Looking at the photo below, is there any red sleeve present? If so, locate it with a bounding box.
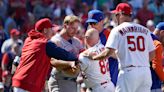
[152,40,164,81]
[2,53,9,65]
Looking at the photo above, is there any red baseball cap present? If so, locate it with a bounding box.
[10,29,20,36]
[35,18,53,32]
[111,3,132,15]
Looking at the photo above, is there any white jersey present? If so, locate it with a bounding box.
[79,42,111,88]
[51,33,84,77]
[105,22,155,69]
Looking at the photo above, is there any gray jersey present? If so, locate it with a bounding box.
[51,34,84,78]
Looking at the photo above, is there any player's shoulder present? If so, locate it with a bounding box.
[153,40,163,48]
[110,23,127,33]
[79,52,90,63]
[51,34,60,41]
[72,37,82,44]
[50,34,61,45]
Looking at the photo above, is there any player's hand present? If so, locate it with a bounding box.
[82,50,96,60]
[62,64,80,76]
[68,61,76,68]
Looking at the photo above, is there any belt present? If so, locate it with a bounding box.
[62,77,76,82]
[90,81,109,90]
[122,65,142,69]
[121,65,148,70]
[50,74,76,82]
[123,65,136,68]
[100,81,108,85]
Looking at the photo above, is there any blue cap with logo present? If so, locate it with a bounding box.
[156,22,164,30]
[86,10,105,23]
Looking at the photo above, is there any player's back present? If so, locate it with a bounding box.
[79,42,111,88]
[108,22,154,68]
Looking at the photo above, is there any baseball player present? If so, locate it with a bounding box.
[86,3,155,92]
[150,33,164,92]
[79,28,115,92]
[86,9,118,86]
[48,15,84,92]
[153,22,164,46]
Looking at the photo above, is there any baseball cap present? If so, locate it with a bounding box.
[111,3,132,15]
[156,22,164,30]
[10,29,20,36]
[86,10,105,23]
[35,18,53,32]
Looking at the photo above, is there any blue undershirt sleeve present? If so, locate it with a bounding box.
[46,41,78,61]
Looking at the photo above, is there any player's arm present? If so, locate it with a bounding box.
[151,41,164,81]
[46,41,78,61]
[148,33,156,61]
[92,27,118,60]
[92,47,115,60]
[149,50,155,61]
[1,53,9,71]
[50,58,75,70]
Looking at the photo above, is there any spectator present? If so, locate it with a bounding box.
[20,12,35,41]
[146,20,155,32]
[1,29,23,54]
[148,0,164,25]
[136,0,154,26]
[12,18,78,92]
[0,19,7,61]
[53,0,74,24]
[9,0,27,27]
[4,8,17,39]
[0,18,5,92]
[128,0,143,16]
[1,43,21,92]
[80,3,89,27]
[0,0,7,22]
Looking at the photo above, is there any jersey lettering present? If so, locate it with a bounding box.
[127,36,145,51]
[99,60,109,74]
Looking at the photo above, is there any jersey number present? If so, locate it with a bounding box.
[127,36,145,51]
[99,60,109,74]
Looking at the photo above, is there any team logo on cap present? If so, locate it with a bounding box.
[89,14,94,19]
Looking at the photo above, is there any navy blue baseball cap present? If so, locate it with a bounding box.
[86,10,105,23]
[156,22,164,30]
